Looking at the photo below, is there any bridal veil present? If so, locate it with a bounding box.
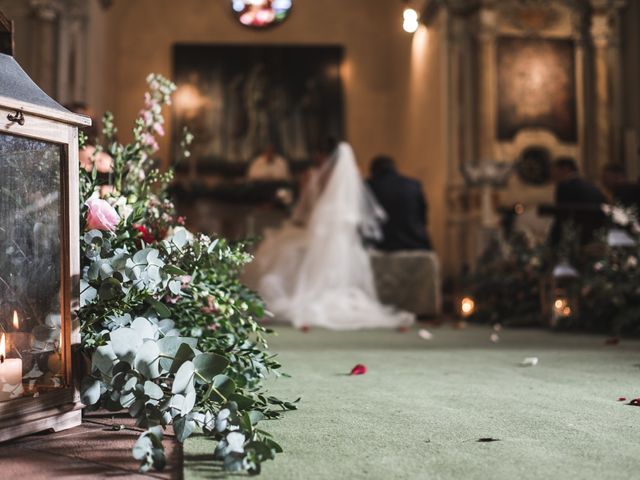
[253,142,414,330]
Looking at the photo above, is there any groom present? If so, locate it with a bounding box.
[367,155,432,251]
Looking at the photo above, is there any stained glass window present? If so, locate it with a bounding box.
[231,0,293,28]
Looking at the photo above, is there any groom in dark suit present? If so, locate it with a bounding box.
[367,155,432,251]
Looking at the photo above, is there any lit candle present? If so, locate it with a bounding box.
[0,333,22,401]
[8,311,32,354]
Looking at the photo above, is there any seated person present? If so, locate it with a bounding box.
[367,155,432,251]
[247,144,291,181]
[601,163,640,211]
[549,157,607,246]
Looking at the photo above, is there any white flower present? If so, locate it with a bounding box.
[111,196,134,221]
[605,205,631,226]
[165,226,194,243]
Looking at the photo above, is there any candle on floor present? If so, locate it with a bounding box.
[0,333,22,401]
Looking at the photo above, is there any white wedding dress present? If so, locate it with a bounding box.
[252,142,414,330]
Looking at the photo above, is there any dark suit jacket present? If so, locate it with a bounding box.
[550,176,607,245]
[367,172,432,251]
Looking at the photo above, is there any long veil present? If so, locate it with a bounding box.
[256,142,414,330]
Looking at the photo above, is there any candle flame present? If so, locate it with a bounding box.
[0,333,5,361]
[12,310,19,329]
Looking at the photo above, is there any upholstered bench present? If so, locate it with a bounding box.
[370,250,441,318]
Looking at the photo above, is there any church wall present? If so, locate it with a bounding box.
[402,20,449,275]
[94,0,414,174]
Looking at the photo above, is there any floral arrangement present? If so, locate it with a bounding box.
[463,232,546,326]
[79,74,295,473]
[579,206,640,334]
[465,205,640,335]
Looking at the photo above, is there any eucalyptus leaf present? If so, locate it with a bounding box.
[92,344,117,375]
[144,381,164,401]
[134,340,161,379]
[168,279,181,295]
[110,328,143,364]
[163,265,188,276]
[156,337,197,373]
[211,375,236,402]
[172,361,195,394]
[170,342,197,374]
[174,415,196,442]
[193,353,229,382]
[147,299,171,318]
[131,317,158,340]
[80,377,102,406]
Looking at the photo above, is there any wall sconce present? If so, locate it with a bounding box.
[402,2,420,33]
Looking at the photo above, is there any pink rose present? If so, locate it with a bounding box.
[79,146,113,173]
[86,198,120,231]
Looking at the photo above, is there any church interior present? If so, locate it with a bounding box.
[0,0,639,478]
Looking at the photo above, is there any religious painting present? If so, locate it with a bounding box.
[496,36,577,143]
[172,45,344,174]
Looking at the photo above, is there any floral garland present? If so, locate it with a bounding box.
[79,74,296,473]
[464,205,640,335]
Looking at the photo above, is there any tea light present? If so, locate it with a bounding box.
[0,333,22,401]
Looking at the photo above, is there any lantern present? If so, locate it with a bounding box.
[0,29,89,440]
[544,260,580,328]
[458,295,476,318]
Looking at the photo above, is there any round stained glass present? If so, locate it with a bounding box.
[231,0,293,28]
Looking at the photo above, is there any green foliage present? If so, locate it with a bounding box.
[465,207,640,335]
[79,74,294,474]
[463,232,546,326]
[579,206,640,334]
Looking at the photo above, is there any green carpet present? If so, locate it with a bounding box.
[184,324,640,479]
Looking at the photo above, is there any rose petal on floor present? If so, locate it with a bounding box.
[520,357,539,367]
[350,364,367,375]
[418,329,433,340]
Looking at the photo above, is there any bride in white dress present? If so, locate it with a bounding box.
[251,142,414,330]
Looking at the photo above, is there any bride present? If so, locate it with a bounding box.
[251,141,414,330]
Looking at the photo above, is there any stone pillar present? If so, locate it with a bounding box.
[589,0,627,177]
[572,6,592,177]
[27,0,60,97]
[476,7,497,162]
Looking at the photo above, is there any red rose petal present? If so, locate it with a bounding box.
[350,364,367,375]
[618,397,627,402]
[629,398,640,406]
[398,326,410,333]
[300,325,310,333]
[605,337,620,345]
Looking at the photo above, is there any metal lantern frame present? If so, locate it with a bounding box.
[0,25,90,440]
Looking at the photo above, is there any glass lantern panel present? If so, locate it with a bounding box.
[0,132,66,402]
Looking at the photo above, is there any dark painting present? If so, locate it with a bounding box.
[172,44,344,173]
[496,36,577,142]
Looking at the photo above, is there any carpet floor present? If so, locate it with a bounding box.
[184,323,640,480]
